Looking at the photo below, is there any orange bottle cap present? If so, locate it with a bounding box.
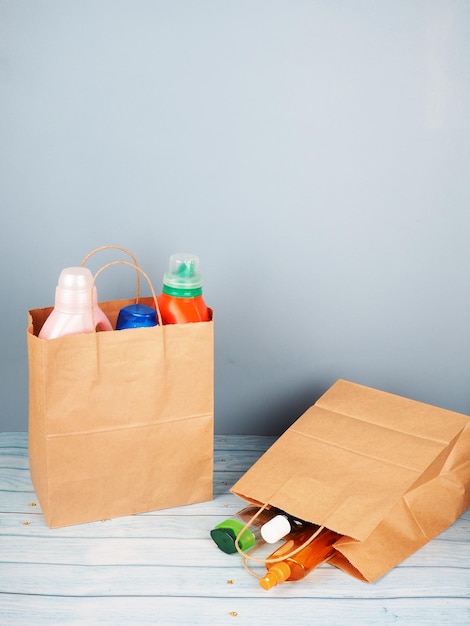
[259,561,292,590]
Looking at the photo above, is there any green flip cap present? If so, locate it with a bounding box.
[210,519,256,554]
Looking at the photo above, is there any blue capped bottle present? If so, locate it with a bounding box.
[115,303,158,330]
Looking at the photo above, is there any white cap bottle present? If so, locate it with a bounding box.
[261,514,296,544]
[38,267,113,339]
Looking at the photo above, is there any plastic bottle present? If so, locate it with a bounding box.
[259,527,342,590]
[38,267,113,339]
[210,506,312,554]
[116,303,158,330]
[210,505,284,555]
[260,511,311,544]
[157,253,210,324]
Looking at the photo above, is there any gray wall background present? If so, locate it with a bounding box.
[1,1,469,435]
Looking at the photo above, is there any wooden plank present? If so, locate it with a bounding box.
[0,560,469,599]
[214,434,278,450]
[0,594,468,626]
[0,469,34,492]
[1,508,469,544]
[213,451,269,472]
[0,432,28,448]
[1,533,469,574]
[0,431,469,626]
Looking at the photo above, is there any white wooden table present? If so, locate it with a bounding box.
[1,432,469,625]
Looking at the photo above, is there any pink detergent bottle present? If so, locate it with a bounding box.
[38,267,113,339]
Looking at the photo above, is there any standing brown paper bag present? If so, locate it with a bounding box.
[232,379,470,582]
[28,251,214,528]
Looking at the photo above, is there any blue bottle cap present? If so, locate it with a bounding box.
[116,303,158,330]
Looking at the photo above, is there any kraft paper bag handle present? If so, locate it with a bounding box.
[80,245,141,302]
[91,260,163,328]
[233,495,327,581]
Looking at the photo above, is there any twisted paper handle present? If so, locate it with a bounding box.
[81,245,141,302]
[91,260,163,329]
[233,501,326,580]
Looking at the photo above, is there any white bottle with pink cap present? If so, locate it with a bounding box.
[38,267,113,339]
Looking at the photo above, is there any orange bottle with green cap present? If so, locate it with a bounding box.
[260,527,342,590]
[157,253,210,324]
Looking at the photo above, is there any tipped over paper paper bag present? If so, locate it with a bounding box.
[232,379,470,582]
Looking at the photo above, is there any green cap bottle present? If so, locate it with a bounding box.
[162,253,203,298]
[210,519,257,554]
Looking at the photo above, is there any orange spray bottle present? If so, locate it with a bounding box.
[260,527,342,590]
[157,253,210,324]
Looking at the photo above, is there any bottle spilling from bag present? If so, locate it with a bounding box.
[210,505,312,555]
[157,253,210,324]
[259,526,342,590]
[38,267,113,339]
[260,511,312,544]
[210,505,279,555]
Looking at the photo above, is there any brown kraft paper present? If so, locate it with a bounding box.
[28,273,214,527]
[232,379,470,582]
